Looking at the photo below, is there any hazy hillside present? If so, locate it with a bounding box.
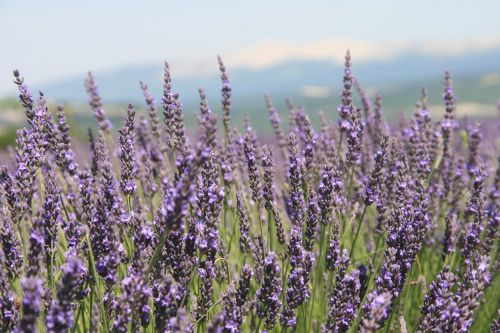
[36,48,500,105]
[0,49,499,145]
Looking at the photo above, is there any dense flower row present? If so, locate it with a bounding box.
[0,52,498,333]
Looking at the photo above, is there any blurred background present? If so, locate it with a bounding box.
[1,0,499,146]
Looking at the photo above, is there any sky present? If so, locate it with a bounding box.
[1,0,500,96]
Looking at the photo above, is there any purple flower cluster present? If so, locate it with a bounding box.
[46,255,86,332]
[119,104,138,196]
[1,53,498,333]
[85,72,112,132]
[14,277,44,333]
[256,252,282,331]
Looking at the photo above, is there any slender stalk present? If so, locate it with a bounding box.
[309,223,328,331]
[350,205,368,258]
[268,209,274,252]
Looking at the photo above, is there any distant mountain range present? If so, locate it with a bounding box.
[0,48,498,144]
[37,48,500,108]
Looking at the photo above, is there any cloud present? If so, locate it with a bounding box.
[220,35,500,71]
[480,72,500,87]
[300,85,332,98]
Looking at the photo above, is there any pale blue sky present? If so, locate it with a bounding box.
[1,0,499,95]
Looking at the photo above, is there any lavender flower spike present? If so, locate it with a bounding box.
[139,81,161,141]
[14,277,44,333]
[338,49,354,133]
[416,265,458,333]
[243,130,261,205]
[55,104,78,175]
[85,71,112,132]
[13,69,35,124]
[325,267,361,332]
[235,193,251,253]
[287,132,306,226]
[119,104,137,196]
[264,94,287,160]
[360,291,392,333]
[46,256,87,333]
[218,55,232,140]
[261,145,286,244]
[256,252,282,331]
[364,136,388,206]
[161,61,176,149]
[0,248,18,330]
[0,209,23,278]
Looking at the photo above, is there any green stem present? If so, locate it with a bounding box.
[349,205,368,258]
[72,300,85,333]
[309,223,328,331]
[268,209,274,252]
[148,230,168,275]
[256,202,266,256]
[384,305,395,333]
[89,288,94,332]
[255,316,263,333]
[337,131,344,156]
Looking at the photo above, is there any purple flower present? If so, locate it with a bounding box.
[160,62,188,153]
[467,124,483,178]
[55,104,78,175]
[218,55,232,139]
[195,260,216,322]
[346,107,364,168]
[153,276,182,332]
[326,238,341,272]
[119,104,137,196]
[442,210,458,259]
[304,188,318,251]
[417,265,458,332]
[0,249,18,329]
[261,145,286,245]
[325,268,361,332]
[139,81,162,143]
[354,77,372,123]
[14,277,44,333]
[337,50,353,130]
[440,71,457,199]
[287,132,306,226]
[85,72,112,132]
[27,215,45,277]
[14,128,39,216]
[364,136,388,206]
[256,252,282,330]
[13,70,35,123]
[318,164,337,226]
[113,264,152,332]
[461,169,485,263]
[264,94,287,159]
[41,171,63,267]
[452,255,491,332]
[282,224,314,328]
[211,285,241,333]
[491,310,500,333]
[302,115,316,175]
[197,88,218,150]
[161,61,176,149]
[46,255,87,333]
[235,193,251,253]
[243,131,261,205]
[90,133,122,285]
[236,265,253,310]
[360,291,392,333]
[0,210,23,279]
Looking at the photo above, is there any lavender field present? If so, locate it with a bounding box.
[0,51,499,333]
